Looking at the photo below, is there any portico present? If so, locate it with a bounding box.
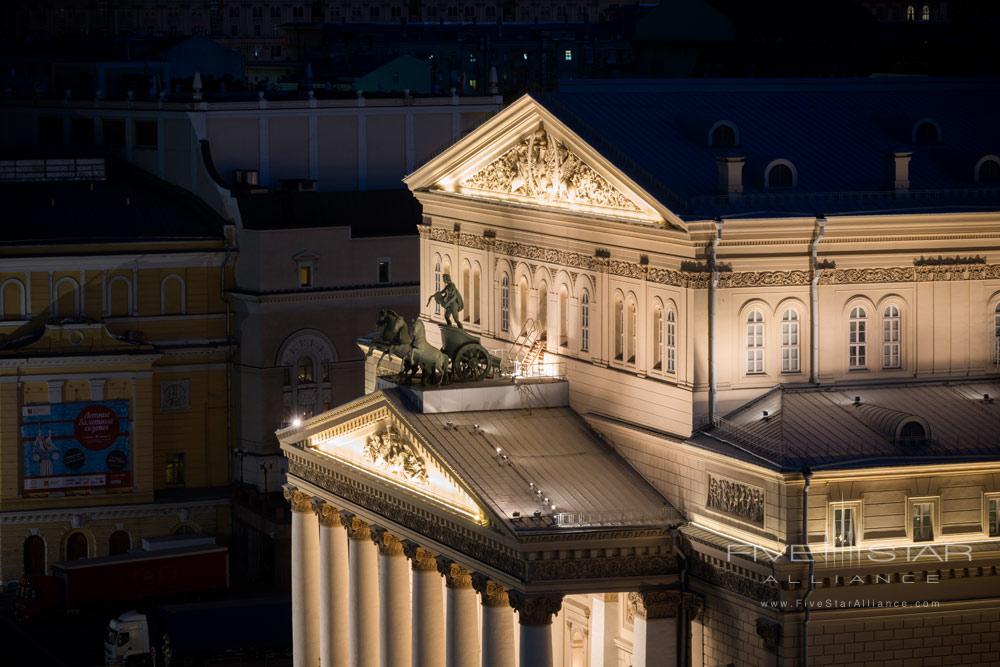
[279,381,690,667]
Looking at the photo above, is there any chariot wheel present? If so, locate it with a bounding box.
[453,345,491,382]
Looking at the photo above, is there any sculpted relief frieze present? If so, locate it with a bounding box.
[428,227,1000,289]
[364,428,428,484]
[459,127,642,214]
[706,474,765,526]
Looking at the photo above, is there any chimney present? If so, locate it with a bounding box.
[717,156,745,196]
[893,151,912,191]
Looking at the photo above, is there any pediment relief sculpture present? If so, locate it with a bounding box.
[458,126,642,214]
[364,427,428,483]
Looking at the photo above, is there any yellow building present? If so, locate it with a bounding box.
[0,156,233,583]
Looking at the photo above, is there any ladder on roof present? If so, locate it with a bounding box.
[507,318,544,377]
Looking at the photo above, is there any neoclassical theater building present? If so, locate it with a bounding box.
[279,79,1000,667]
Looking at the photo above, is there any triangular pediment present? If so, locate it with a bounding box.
[283,394,485,524]
[405,95,684,229]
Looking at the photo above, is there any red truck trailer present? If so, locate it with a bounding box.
[15,539,228,622]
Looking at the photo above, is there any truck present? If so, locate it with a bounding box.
[104,596,292,666]
[15,536,228,622]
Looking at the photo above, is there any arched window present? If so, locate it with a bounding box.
[882,305,901,369]
[107,276,132,317]
[500,274,510,333]
[914,120,940,145]
[921,4,930,20]
[461,263,471,323]
[23,535,45,576]
[278,331,336,422]
[160,275,186,315]
[765,162,795,188]
[580,290,590,352]
[537,280,548,332]
[781,309,800,373]
[54,277,81,319]
[710,123,737,148]
[666,308,677,374]
[558,285,569,347]
[906,4,916,20]
[433,257,442,315]
[746,310,765,374]
[518,277,529,332]
[652,303,663,370]
[976,157,1000,185]
[1,278,27,320]
[626,297,637,364]
[614,295,624,361]
[65,532,89,561]
[849,306,868,369]
[109,530,131,555]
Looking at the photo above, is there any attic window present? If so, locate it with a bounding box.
[976,157,1000,185]
[898,420,927,446]
[710,123,737,148]
[913,120,940,145]
[765,161,796,188]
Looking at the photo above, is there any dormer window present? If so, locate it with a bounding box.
[709,122,738,148]
[765,161,796,188]
[913,119,941,145]
[975,156,1000,185]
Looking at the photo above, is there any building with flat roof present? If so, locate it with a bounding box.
[279,78,1000,666]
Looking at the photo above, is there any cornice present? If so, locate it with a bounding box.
[0,496,229,524]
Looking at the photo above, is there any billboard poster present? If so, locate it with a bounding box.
[21,400,132,494]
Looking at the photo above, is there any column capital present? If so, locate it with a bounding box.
[312,498,342,527]
[402,541,438,571]
[341,512,372,541]
[634,588,682,620]
[471,573,509,608]
[371,527,404,556]
[282,484,313,514]
[682,591,705,621]
[508,591,562,626]
[435,556,473,589]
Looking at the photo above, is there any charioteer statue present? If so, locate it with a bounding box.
[427,274,464,328]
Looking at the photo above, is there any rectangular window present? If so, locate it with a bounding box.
[781,316,800,373]
[746,317,764,374]
[165,453,185,485]
[912,501,934,542]
[564,49,573,61]
[134,120,158,148]
[849,319,867,368]
[298,264,313,288]
[377,259,390,284]
[832,505,857,547]
[988,496,1000,538]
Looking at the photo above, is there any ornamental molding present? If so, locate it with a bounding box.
[458,126,643,216]
[688,556,779,602]
[525,552,677,582]
[429,226,1000,288]
[706,474,765,527]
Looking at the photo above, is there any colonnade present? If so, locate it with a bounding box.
[287,489,681,667]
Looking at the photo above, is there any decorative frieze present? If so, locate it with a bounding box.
[688,557,779,602]
[706,474,765,526]
[525,553,677,581]
[718,270,811,288]
[460,126,641,214]
[507,591,563,626]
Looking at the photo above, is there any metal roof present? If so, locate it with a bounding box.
[538,78,1000,219]
[382,388,681,534]
[693,379,1000,471]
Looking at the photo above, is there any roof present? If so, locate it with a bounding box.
[691,379,1000,471]
[538,78,1000,219]
[237,189,421,237]
[1,159,226,245]
[381,388,680,534]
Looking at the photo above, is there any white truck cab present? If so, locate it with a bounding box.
[104,610,151,666]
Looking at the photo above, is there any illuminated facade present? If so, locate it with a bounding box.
[282,81,1000,666]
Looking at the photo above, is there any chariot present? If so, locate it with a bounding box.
[438,325,501,382]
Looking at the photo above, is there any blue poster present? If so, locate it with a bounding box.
[21,400,132,493]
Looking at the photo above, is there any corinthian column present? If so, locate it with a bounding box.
[372,528,412,667]
[472,573,514,667]
[508,591,562,667]
[344,513,380,667]
[404,542,444,667]
[285,486,320,667]
[631,589,680,667]
[437,557,479,667]
[314,500,349,667]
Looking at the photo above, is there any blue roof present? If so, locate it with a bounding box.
[538,78,1000,219]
